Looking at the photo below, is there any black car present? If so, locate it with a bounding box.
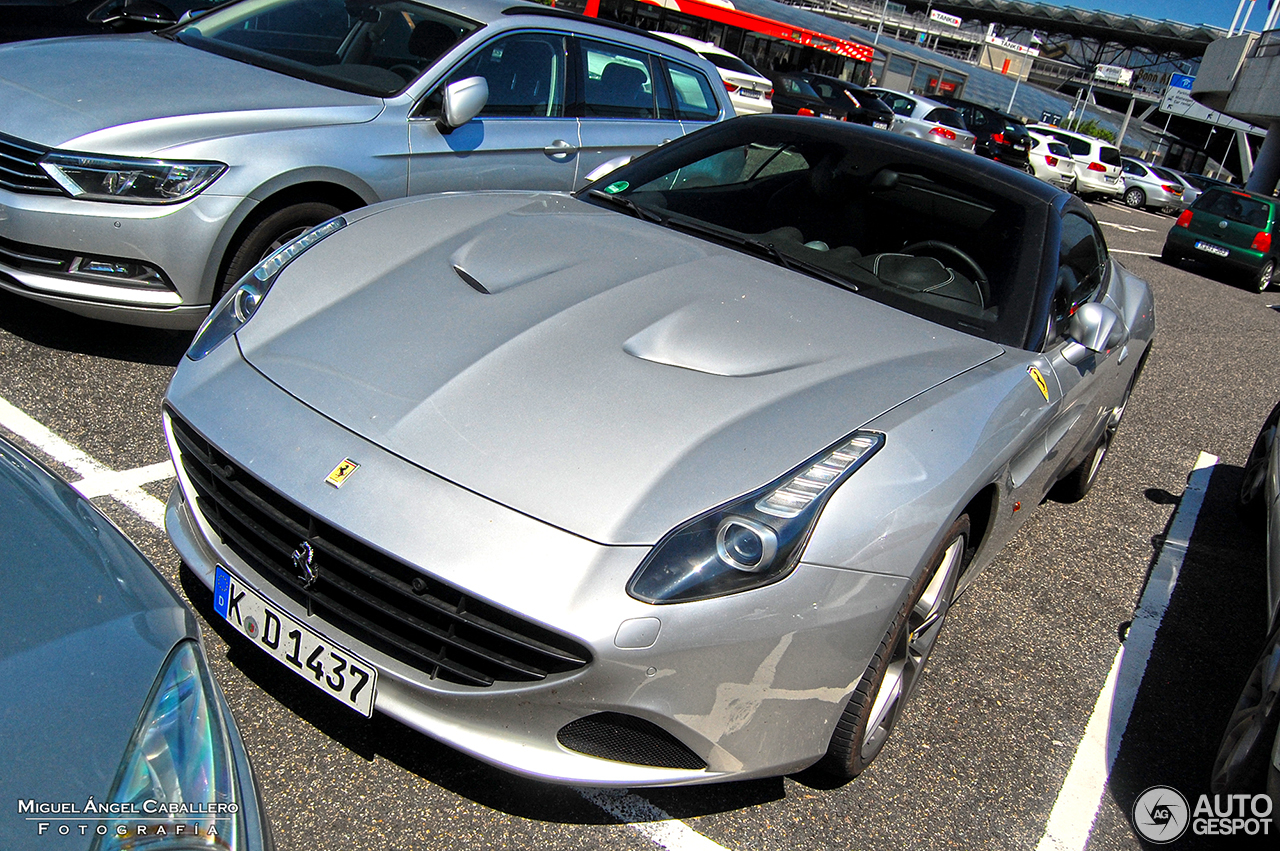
[0,0,226,43]
[797,73,894,130]
[935,96,1032,171]
[767,72,847,121]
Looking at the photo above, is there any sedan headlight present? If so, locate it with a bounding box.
[40,152,225,204]
[629,431,884,603]
[94,641,240,850]
[187,216,346,360]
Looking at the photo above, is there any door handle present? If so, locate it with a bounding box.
[544,140,577,157]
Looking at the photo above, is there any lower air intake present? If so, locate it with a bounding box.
[556,713,706,770]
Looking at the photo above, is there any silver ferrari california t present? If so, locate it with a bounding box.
[163,115,1154,786]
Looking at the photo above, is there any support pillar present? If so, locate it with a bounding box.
[1246,122,1280,196]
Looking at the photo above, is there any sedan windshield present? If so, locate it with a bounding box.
[580,120,1042,346]
[172,0,479,96]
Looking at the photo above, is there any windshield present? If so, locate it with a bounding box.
[578,123,1038,345]
[172,0,479,97]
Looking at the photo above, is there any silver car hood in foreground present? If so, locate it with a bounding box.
[0,35,382,151]
[237,193,1004,544]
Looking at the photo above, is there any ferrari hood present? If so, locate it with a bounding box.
[237,193,1004,544]
[0,35,381,153]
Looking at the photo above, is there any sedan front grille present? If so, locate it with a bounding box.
[0,133,61,195]
[168,410,592,687]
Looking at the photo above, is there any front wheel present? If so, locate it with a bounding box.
[1124,186,1146,209]
[820,515,971,780]
[216,201,344,304]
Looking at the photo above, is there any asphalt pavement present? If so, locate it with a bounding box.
[0,197,1275,851]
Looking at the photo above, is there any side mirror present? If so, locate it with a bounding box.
[1062,302,1126,365]
[582,155,632,184]
[439,77,488,132]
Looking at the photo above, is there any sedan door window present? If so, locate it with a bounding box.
[444,32,567,117]
[579,40,662,119]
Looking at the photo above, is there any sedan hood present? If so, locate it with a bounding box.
[238,193,1004,544]
[0,35,381,153]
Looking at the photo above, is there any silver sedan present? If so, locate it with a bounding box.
[0,0,731,328]
[164,116,1152,787]
[866,87,976,153]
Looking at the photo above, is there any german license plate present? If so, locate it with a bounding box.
[1105,175,1118,183]
[213,565,377,716]
[1194,241,1230,257]
[740,89,760,99]
[873,121,890,130]
[819,113,840,120]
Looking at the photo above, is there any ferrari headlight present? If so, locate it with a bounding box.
[94,641,240,850]
[40,152,225,204]
[187,216,346,360]
[628,431,884,603]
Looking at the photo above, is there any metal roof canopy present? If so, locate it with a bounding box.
[897,0,1223,70]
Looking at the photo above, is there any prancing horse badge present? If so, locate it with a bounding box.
[325,458,360,488]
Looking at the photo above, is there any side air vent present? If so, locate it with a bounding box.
[557,712,706,770]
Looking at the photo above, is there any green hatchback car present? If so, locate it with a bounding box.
[1162,187,1279,291]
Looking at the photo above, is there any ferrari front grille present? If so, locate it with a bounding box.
[168,410,592,687]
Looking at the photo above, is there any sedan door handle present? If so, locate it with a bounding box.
[544,139,578,157]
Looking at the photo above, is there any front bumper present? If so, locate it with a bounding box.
[164,340,907,786]
[0,186,239,327]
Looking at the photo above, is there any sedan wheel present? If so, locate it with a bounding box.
[821,515,971,779]
[1124,186,1146,209]
[217,201,344,304]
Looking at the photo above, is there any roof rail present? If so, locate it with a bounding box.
[500,5,699,55]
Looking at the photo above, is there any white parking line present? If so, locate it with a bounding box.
[0,394,731,851]
[1035,451,1217,851]
[577,789,729,851]
[0,396,172,527]
[1108,249,1158,256]
[1098,221,1158,234]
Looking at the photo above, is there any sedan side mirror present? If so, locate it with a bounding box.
[439,77,488,133]
[1063,302,1126,364]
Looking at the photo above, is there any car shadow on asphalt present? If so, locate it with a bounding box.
[1103,462,1269,847]
[180,564,790,824]
[0,289,192,366]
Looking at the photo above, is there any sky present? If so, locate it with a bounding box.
[1041,0,1270,30]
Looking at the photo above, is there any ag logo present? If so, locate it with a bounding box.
[1131,785,1189,843]
[1027,365,1049,401]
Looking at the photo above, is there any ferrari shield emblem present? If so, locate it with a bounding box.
[325,458,360,488]
[1027,366,1049,401]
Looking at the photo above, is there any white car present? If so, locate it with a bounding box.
[1026,124,1123,200]
[1027,131,1077,192]
[655,33,772,115]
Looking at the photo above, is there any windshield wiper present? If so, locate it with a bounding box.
[584,189,664,223]
[660,217,861,293]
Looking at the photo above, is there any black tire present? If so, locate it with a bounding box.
[1160,243,1181,266]
[1124,186,1146,209]
[1210,624,1280,795]
[1052,367,1137,503]
[216,201,343,304]
[1252,259,1275,294]
[1237,400,1280,523]
[820,515,971,780]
